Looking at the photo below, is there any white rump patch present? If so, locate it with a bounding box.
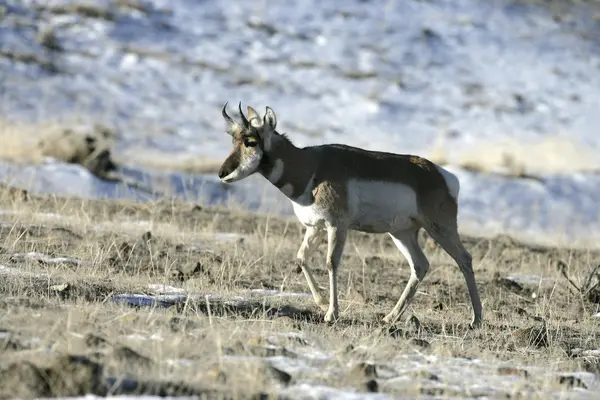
[436,165,460,200]
[347,180,418,233]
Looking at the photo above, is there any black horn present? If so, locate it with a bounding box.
[221,102,234,125]
[238,101,249,127]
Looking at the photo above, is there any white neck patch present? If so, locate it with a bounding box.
[267,159,285,184]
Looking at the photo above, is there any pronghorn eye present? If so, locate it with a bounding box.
[244,138,257,147]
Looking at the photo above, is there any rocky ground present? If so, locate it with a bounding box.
[0,185,600,399]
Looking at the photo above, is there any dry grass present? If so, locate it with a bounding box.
[0,185,599,398]
[428,132,600,177]
[0,120,47,165]
[0,120,222,177]
[119,147,223,174]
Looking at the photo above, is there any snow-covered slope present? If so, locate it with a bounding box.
[2,0,600,248]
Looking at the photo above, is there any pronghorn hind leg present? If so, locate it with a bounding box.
[297,226,328,311]
[424,223,483,328]
[383,228,430,324]
[324,225,348,323]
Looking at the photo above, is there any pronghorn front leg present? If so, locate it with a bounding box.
[297,226,328,311]
[324,225,348,323]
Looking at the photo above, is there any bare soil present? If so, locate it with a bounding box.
[0,185,599,399]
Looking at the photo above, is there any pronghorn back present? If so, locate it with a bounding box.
[217,102,483,328]
[308,144,459,219]
[311,144,454,195]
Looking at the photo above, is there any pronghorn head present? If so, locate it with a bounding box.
[218,102,278,183]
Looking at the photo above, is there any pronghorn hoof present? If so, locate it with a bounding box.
[469,319,483,329]
[324,311,339,323]
[382,314,396,324]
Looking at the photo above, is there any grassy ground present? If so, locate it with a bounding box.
[0,184,599,399]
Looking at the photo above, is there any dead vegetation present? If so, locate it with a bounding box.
[0,185,598,398]
[0,120,222,188]
[427,133,600,179]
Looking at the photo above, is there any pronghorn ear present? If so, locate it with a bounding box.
[247,106,262,127]
[264,106,277,129]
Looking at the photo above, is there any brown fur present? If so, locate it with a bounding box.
[259,136,456,228]
[217,103,483,328]
[259,137,317,198]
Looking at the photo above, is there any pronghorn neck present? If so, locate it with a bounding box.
[259,135,316,203]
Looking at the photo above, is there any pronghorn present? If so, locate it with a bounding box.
[217,102,483,328]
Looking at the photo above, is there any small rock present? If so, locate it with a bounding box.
[350,362,377,378]
[264,364,292,385]
[51,283,70,294]
[363,379,378,393]
[511,324,549,348]
[495,276,525,294]
[404,314,422,337]
[363,256,384,269]
[412,370,439,381]
[110,345,153,367]
[498,366,529,378]
[409,338,431,349]
[37,27,62,51]
[0,355,105,397]
[172,261,212,282]
[421,387,446,396]
[84,333,109,349]
[515,307,528,316]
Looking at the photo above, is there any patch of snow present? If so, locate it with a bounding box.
[11,252,83,266]
[379,353,600,399]
[124,333,165,342]
[52,397,196,400]
[280,383,392,400]
[214,232,244,243]
[146,283,186,294]
[109,288,311,310]
[3,156,600,250]
[504,274,555,286]
[110,293,187,308]
[244,289,312,299]
[570,348,600,357]
[165,358,195,367]
[267,355,331,378]
[0,264,49,278]
[58,330,600,399]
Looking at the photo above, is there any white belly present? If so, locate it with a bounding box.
[291,201,328,228]
[347,180,418,233]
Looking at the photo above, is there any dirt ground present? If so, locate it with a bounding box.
[0,184,599,399]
